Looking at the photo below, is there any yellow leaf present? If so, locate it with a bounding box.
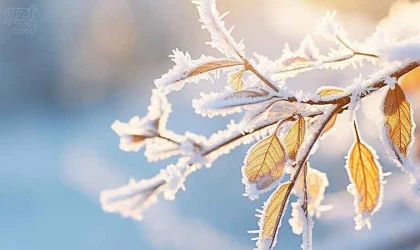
[322,113,338,136]
[243,133,286,192]
[257,182,293,249]
[383,84,414,157]
[284,116,305,161]
[295,163,329,216]
[346,123,383,229]
[187,60,243,77]
[316,87,345,136]
[229,68,245,91]
[399,66,420,93]
[316,86,345,97]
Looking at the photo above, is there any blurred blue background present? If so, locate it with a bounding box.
[1,0,420,249]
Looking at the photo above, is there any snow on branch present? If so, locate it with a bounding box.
[155,49,243,93]
[100,176,166,221]
[192,0,245,58]
[102,1,420,249]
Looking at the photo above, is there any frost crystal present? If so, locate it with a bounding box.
[192,0,245,58]
[112,89,172,152]
[100,176,165,221]
[160,164,186,200]
[383,75,397,89]
[155,49,235,93]
[111,117,156,152]
[102,1,420,249]
[316,11,346,42]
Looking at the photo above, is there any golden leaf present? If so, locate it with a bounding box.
[316,87,345,97]
[346,123,382,215]
[258,182,293,249]
[383,84,414,157]
[187,60,242,77]
[416,126,420,158]
[229,68,245,91]
[316,87,345,136]
[399,66,420,93]
[284,116,305,161]
[295,163,329,216]
[243,133,286,190]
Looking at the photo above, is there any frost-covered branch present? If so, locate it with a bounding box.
[101,1,420,250]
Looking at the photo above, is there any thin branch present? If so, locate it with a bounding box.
[243,58,279,92]
[155,62,419,175]
[275,36,379,76]
[157,135,181,145]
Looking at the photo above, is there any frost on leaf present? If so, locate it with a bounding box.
[382,84,415,159]
[346,123,385,230]
[193,86,272,118]
[316,86,345,98]
[155,49,242,93]
[253,182,293,250]
[288,199,314,250]
[160,163,187,200]
[316,87,345,136]
[100,176,166,221]
[294,163,330,217]
[112,89,172,152]
[280,36,320,68]
[242,131,286,200]
[192,0,245,58]
[284,115,306,161]
[316,11,347,44]
[228,67,245,90]
[188,60,242,77]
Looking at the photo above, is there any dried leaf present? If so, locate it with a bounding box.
[132,135,148,143]
[229,68,245,91]
[295,163,329,217]
[188,60,242,77]
[226,88,269,100]
[322,114,338,136]
[383,84,414,157]
[256,182,293,250]
[316,87,345,97]
[399,66,420,93]
[346,123,384,229]
[284,116,306,161]
[243,133,286,193]
[283,57,312,67]
[416,127,420,159]
[317,87,345,136]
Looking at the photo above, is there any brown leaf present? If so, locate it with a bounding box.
[346,123,383,228]
[229,68,245,91]
[383,84,414,157]
[257,182,293,249]
[243,133,286,191]
[188,60,243,77]
[131,135,148,143]
[284,116,305,161]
